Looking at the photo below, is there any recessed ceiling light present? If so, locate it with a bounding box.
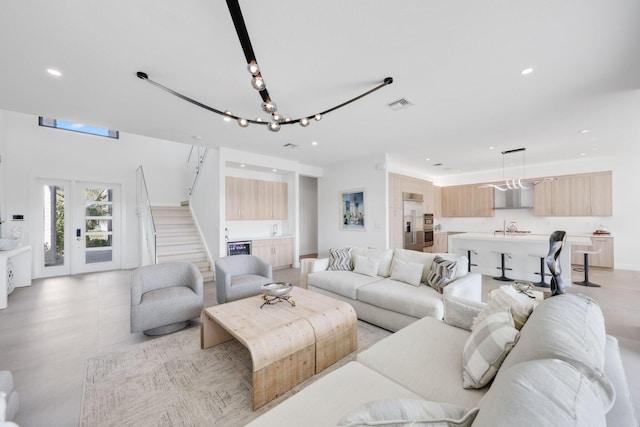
[521,67,534,75]
[240,164,246,167]
[311,141,318,146]
[579,129,590,134]
[580,153,587,156]
[489,146,495,150]
[425,158,430,161]
[47,68,62,77]
[272,169,277,172]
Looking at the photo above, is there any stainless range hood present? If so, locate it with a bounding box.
[494,187,534,209]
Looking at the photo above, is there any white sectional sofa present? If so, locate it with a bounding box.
[301,247,482,332]
[248,293,638,427]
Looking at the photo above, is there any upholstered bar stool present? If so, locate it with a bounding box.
[460,248,478,273]
[492,251,514,281]
[573,248,602,287]
[529,253,550,288]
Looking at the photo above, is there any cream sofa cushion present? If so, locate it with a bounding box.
[246,362,424,427]
[307,270,383,300]
[474,359,608,427]
[357,279,444,319]
[357,316,487,408]
[353,254,380,277]
[351,247,394,277]
[393,249,468,283]
[390,258,424,286]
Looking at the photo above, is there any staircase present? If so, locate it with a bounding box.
[151,206,214,282]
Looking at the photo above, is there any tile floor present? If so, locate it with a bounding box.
[0,266,637,426]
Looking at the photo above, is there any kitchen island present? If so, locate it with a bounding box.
[448,232,591,285]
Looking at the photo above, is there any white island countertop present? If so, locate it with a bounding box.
[448,232,590,285]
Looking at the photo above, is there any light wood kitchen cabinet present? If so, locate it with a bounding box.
[535,171,611,216]
[226,177,288,220]
[432,231,448,253]
[252,237,294,269]
[534,176,571,216]
[226,177,258,220]
[257,180,288,220]
[441,185,494,217]
[433,186,442,218]
[571,236,614,268]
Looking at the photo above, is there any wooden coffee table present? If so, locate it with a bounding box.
[201,287,357,410]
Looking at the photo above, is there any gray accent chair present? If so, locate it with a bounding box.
[215,255,273,304]
[130,262,203,335]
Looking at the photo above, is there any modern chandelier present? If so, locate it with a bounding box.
[137,0,393,133]
[479,147,555,191]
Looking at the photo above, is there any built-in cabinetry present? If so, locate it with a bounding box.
[570,236,614,268]
[388,173,437,250]
[534,171,612,216]
[441,185,494,217]
[252,236,294,269]
[427,231,448,253]
[226,177,288,220]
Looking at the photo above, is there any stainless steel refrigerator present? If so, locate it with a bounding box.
[403,192,425,251]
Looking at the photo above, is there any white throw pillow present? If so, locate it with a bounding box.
[337,398,479,427]
[328,247,353,271]
[351,247,394,277]
[390,258,424,287]
[462,308,519,389]
[353,254,380,277]
[472,285,537,331]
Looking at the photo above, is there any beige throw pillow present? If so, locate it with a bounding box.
[472,285,537,331]
[353,254,380,277]
[337,398,479,427]
[390,258,424,287]
[462,308,519,389]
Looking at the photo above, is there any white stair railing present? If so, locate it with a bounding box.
[136,165,157,265]
[187,145,209,196]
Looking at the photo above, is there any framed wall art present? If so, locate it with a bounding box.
[340,189,365,231]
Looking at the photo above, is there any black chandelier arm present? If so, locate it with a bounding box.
[137,71,393,127]
[315,77,394,117]
[226,0,271,103]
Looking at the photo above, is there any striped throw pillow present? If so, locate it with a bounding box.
[328,247,353,271]
[426,256,457,293]
[462,308,520,389]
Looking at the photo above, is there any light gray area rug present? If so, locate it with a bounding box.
[80,321,391,427]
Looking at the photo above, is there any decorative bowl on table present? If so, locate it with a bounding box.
[261,282,293,297]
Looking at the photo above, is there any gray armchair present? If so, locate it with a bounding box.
[130,262,203,335]
[215,255,272,304]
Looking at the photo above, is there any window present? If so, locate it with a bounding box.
[39,117,119,139]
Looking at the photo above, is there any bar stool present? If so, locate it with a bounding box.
[573,249,602,287]
[492,251,514,282]
[529,253,550,288]
[460,248,478,273]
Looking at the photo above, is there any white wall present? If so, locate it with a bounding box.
[2,110,191,273]
[0,111,6,238]
[432,153,640,270]
[299,175,318,256]
[317,155,388,256]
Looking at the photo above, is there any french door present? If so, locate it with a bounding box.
[36,179,121,277]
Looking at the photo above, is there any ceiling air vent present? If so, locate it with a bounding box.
[283,143,298,148]
[387,98,413,111]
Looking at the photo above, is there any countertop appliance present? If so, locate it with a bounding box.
[403,192,426,251]
[227,241,251,256]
